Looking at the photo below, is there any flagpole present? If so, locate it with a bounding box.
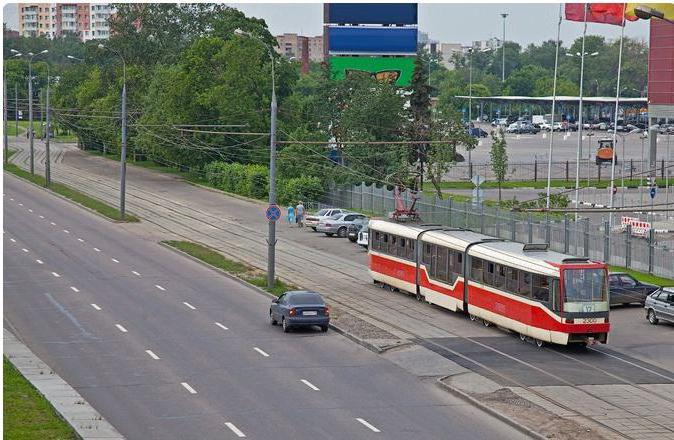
[573,3,589,222]
[546,4,563,209]
[608,5,626,230]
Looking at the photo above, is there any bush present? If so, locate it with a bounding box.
[279,176,324,205]
[246,165,269,199]
[203,161,269,199]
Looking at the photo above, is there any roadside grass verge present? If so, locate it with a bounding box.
[4,159,139,222]
[3,357,78,440]
[163,240,297,296]
[609,266,674,286]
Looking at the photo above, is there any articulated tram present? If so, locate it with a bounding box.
[368,220,610,346]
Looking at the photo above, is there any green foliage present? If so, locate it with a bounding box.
[490,129,508,202]
[279,175,324,205]
[204,161,269,198]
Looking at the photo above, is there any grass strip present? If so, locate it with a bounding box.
[609,266,674,286]
[4,160,139,222]
[163,240,297,297]
[3,357,78,440]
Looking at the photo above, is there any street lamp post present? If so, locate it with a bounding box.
[98,44,128,219]
[44,62,51,186]
[500,13,508,82]
[235,29,278,289]
[24,50,49,174]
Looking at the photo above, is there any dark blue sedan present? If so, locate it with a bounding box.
[270,291,330,333]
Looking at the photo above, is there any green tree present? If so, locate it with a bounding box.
[504,65,550,96]
[490,129,508,202]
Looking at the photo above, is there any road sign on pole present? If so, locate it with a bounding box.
[650,186,656,199]
[471,174,485,187]
[266,204,281,222]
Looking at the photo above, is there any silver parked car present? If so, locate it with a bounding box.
[304,208,350,231]
[316,213,368,237]
[645,288,674,325]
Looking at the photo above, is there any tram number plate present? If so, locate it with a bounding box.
[580,318,598,324]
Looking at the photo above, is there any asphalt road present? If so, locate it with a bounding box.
[3,174,525,440]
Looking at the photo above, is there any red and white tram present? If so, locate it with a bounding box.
[368,220,610,346]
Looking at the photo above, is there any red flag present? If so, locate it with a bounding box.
[565,3,626,26]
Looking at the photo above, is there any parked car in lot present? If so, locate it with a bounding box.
[317,213,368,237]
[270,291,330,333]
[304,208,350,231]
[469,127,489,138]
[357,224,369,248]
[506,122,539,134]
[645,288,674,325]
[609,272,659,306]
[347,217,369,242]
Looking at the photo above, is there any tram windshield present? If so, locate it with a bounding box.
[563,269,607,303]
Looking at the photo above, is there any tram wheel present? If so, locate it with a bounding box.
[469,314,478,322]
[519,333,526,342]
[388,285,396,292]
[483,319,491,327]
[535,339,544,348]
[415,292,422,301]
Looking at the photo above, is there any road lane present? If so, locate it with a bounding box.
[4,175,524,440]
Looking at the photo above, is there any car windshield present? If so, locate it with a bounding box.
[564,269,607,303]
[289,293,324,305]
[316,209,329,216]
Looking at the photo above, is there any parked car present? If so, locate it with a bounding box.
[357,224,369,248]
[645,288,674,325]
[347,217,369,242]
[491,118,508,127]
[506,122,539,134]
[270,291,330,333]
[469,127,489,138]
[608,272,659,306]
[304,208,350,231]
[317,213,368,237]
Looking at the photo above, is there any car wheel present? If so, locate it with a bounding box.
[348,236,357,242]
[337,227,347,238]
[325,233,334,237]
[282,317,291,333]
[321,325,328,332]
[648,309,659,325]
[270,310,277,326]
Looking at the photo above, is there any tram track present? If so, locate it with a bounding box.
[11,146,674,439]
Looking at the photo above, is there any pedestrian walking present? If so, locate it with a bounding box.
[296,201,305,227]
[287,205,295,226]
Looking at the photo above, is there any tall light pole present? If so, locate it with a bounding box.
[98,44,128,220]
[24,49,49,174]
[44,62,51,186]
[501,13,508,82]
[235,29,278,289]
[545,4,562,210]
[4,51,22,163]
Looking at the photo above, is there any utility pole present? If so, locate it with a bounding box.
[39,89,44,140]
[268,76,278,289]
[501,13,508,82]
[45,66,51,186]
[28,60,34,173]
[573,6,589,222]
[4,80,7,164]
[15,83,18,138]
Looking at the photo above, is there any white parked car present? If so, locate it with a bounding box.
[357,225,369,248]
[304,208,350,231]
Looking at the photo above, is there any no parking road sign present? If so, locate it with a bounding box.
[266,204,281,222]
[650,186,657,199]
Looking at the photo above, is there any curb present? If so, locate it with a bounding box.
[4,328,125,440]
[158,241,385,353]
[436,377,546,440]
[3,169,137,225]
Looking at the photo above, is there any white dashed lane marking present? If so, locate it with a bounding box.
[300,379,320,391]
[214,322,229,331]
[21,248,29,253]
[39,215,44,219]
[70,286,79,292]
[10,238,16,243]
[224,422,246,438]
[115,324,128,333]
[51,272,60,278]
[182,302,196,310]
[253,347,269,357]
[111,258,119,263]
[93,247,101,252]
[91,304,101,311]
[356,418,381,433]
[50,222,56,226]
[145,350,160,360]
[155,285,166,291]
[78,238,84,242]
[63,229,70,234]
[180,382,197,394]
[18,203,23,206]
[36,259,43,265]
[131,271,141,276]
[28,209,33,213]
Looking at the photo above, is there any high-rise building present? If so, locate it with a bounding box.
[18,3,112,41]
[275,33,324,62]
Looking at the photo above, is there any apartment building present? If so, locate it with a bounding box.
[275,33,324,62]
[18,2,112,41]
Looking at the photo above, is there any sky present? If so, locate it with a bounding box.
[3,2,650,47]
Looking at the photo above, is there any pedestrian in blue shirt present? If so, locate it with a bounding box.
[287,205,295,226]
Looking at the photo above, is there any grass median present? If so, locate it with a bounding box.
[4,159,139,222]
[3,357,78,440]
[609,266,674,286]
[163,240,297,296]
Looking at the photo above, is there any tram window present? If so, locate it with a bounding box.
[471,257,483,282]
[398,237,406,259]
[506,267,519,292]
[391,235,397,256]
[449,251,462,282]
[407,240,415,260]
[382,233,389,254]
[550,278,560,310]
[484,262,495,285]
[423,243,432,265]
[519,272,532,297]
[494,264,506,288]
[532,274,550,302]
[436,247,449,282]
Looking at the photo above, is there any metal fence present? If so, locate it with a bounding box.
[318,183,673,279]
[444,159,673,182]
